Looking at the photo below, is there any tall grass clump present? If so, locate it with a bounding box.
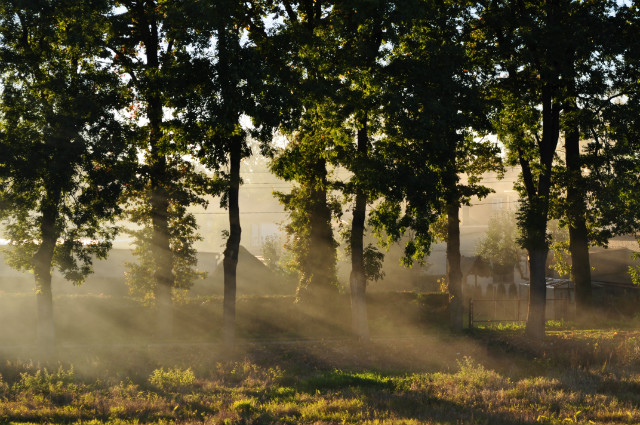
[452,356,509,390]
[12,366,76,395]
[148,367,195,392]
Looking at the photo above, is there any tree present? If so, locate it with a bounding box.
[483,0,625,336]
[109,0,210,339]
[480,0,581,338]
[169,0,277,345]
[600,4,640,287]
[550,0,622,313]
[476,213,525,283]
[124,167,207,305]
[258,0,344,306]
[372,0,500,331]
[0,0,134,347]
[271,132,342,303]
[313,0,394,341]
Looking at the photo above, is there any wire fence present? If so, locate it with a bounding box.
[468,297,575,328]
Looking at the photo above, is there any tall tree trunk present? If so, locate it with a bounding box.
[523,82,558,339]
[568,217,591,311]
[34,195,60,349]
[565,97,592,314]
[350,119,369,341]
[526,248,548,339]
[223,136,242,346]
[146,15,173,339]
[216,21,245,345]
[447,201,463,331]
[150,155,173,339]
[301,161,337,303]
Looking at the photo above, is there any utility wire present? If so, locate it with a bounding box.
[191,200,521,215]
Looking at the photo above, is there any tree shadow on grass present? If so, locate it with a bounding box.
[258,368,541,425]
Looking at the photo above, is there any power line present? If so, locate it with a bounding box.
[192,200,520,215]
[469,200,521,206]
[193,211,287,215]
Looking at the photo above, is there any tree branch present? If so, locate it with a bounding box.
[518,146,536,198]
[16,12,29,49]
[283,1,297,21]
[107,46,139,86]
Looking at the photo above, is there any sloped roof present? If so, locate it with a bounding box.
[195,245,296,296]
[590,247,640,285]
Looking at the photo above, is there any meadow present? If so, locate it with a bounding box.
[2,324,640,424]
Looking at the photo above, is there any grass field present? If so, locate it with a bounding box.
[2,326,640,424]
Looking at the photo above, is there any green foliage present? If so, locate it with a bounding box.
[548,221,571,278]
[370,0,501,266]
[124,216,206,305]
[232,398,258,416]
[108,1,216,305]
[0,373,7,397]
[260,2,387,297]
[630,264,640,287]
[300,370,392,392]
[148,367,195,392]
[13,366,75,395]
[261,235,283,274]
[6,330,640,423]
[475,213,524,273]
[363,243,385,282]
[486,0,633,255]
[341,226,385,282]
[272,170,341,296]
[261,235,298,281]
[0,0,134,284]
[630,246,640,286]
[123,163,208,305]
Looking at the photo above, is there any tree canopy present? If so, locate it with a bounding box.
[0,0,639,343]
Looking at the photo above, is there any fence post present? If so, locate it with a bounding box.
[494,299,497,321]
[468,299,473,329]
[517,299,521,321]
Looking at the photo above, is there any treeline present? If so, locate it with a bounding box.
[0,0,639,347]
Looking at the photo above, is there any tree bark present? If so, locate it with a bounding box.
[565,91,592,313]
[522,109,557,338]
[447,201,463,331]
[526,248,548,339]
[223,136,242,346]
[569,218,591,311]
[150,155,173,340]
[34,195,60,349]
[350,119,369,341]
[301,161,337,304]
[145,11,174,340]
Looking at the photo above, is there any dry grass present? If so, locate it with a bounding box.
[1,329,640,424]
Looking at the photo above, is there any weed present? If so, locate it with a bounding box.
[2,337,640,424]
[453,356,509,389]
[12,365,76,395]
[148,367,195,392]
[232,398,259,416]
[215,360,283,387]
[0,373,8,397]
